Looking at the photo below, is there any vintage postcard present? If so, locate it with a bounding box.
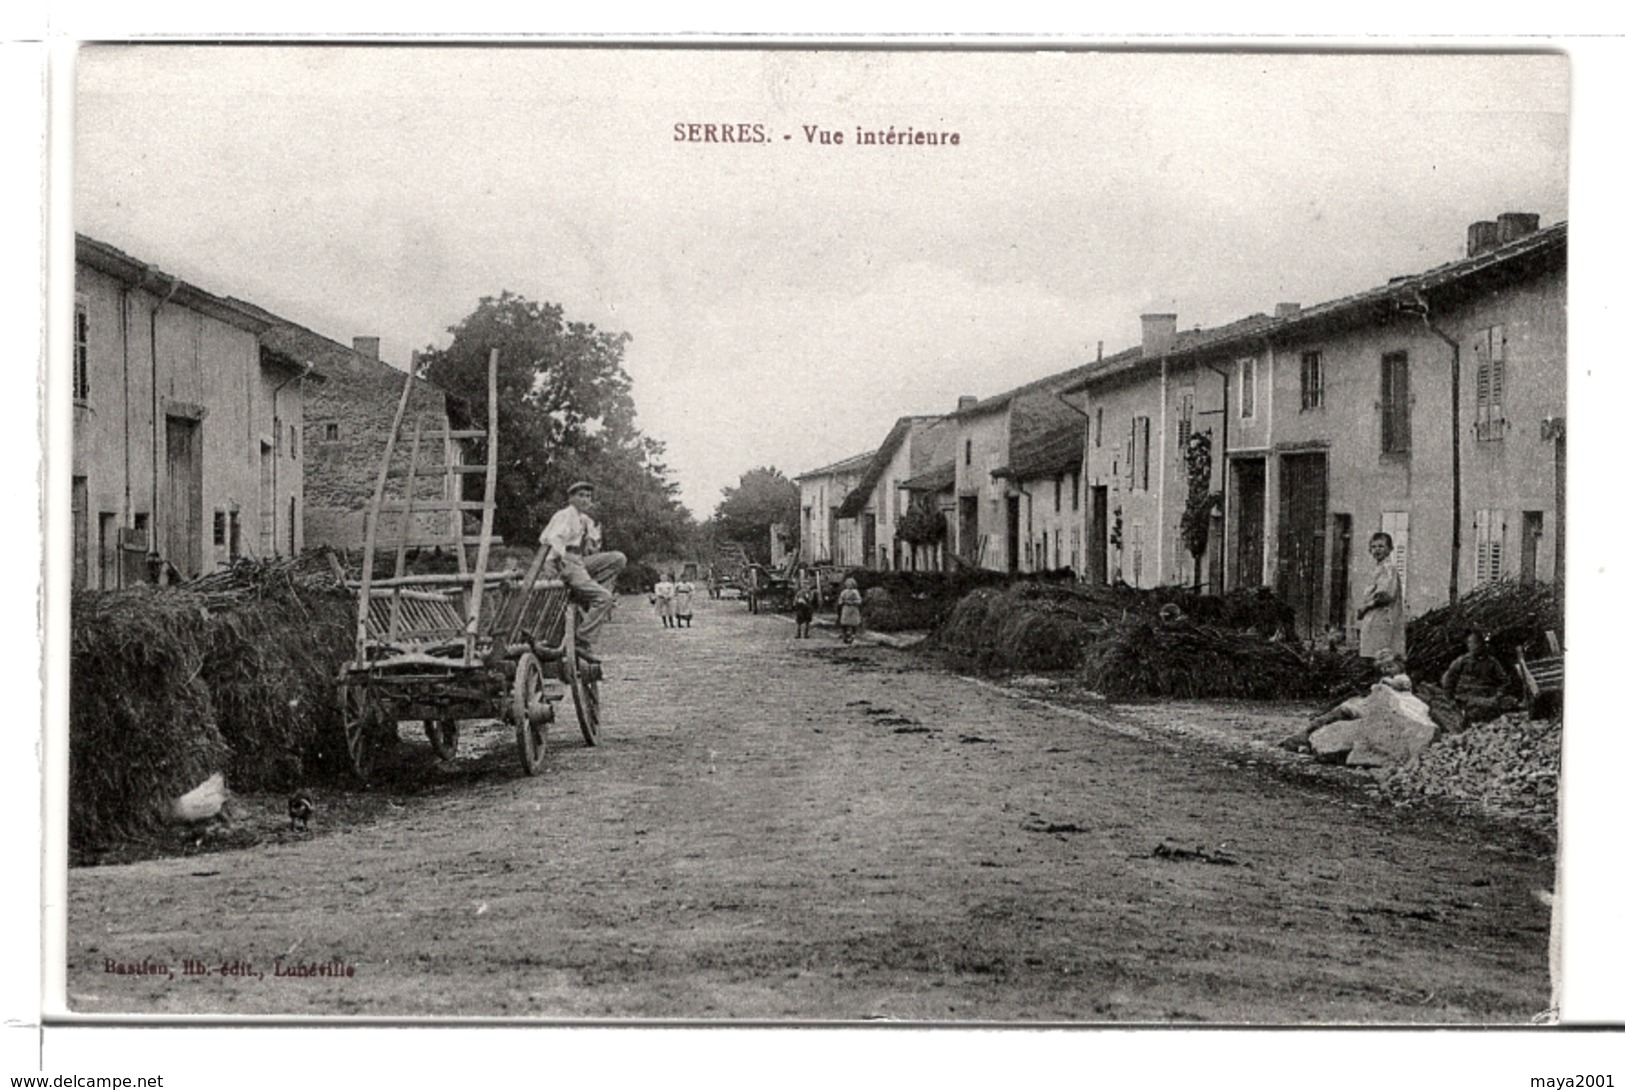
[32,36,1622,1081]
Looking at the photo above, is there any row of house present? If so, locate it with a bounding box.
[71,233,465,590]
[797,212,1566,639]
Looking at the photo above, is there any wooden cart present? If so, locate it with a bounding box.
[336,348,602,781]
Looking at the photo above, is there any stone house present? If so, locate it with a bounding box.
[991,420,1090,574]
[72,234,324,587]
[945,365,1094,573]
[795,450,875,566]
[222,306,473,551]
[833,415,949,570]
[1059,212,1565,639]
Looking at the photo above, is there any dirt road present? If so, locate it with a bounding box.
[67,594,1555,1022]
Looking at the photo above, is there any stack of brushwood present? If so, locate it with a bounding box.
[1404,580,1562,686]
[70,551,354,850]
[933,581,1364,699]
[1382,711,1560,835]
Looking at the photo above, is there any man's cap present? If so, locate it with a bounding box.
[568,481,594,496]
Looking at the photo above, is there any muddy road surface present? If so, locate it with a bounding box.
[68,596,1554,1022]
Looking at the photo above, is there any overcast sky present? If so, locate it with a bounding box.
[74,47,1568,515]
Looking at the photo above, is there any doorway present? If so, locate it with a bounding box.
[1232,459,1266,590]
[1089,485,1109,585]
[1277,452,1328,638]
[165,416,203,578]
[1006,494,1021,573]
[959,496,979,568]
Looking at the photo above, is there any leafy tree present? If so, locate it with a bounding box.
[418,291,692,559]
[1179,430,1223,589]
[712,467,800,563]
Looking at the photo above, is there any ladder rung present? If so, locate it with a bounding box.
[376,500,489,513]
[388,535,504,549]
[386,464,489,476]
[412,429,487,441]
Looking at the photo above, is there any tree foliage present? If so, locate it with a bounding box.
[418,291,692,558]
[1179,429,1223,587]
[711,467,800,563]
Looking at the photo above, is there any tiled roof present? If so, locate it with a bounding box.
[76,234,279,339]
[949,360,1100,421]
[795,449,877,481]
[899,460,955,493]
[992,420,1088,481]
[834,416,944,518]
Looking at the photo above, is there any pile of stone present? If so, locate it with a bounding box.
[1382,712,1561,835]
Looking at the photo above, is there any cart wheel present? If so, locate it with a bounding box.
[425,720,460,761]
[340,679,381,783]
[566,655,601,746]
[512,652,547,775]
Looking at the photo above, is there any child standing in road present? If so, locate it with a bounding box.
[652,572,676,628]
[793,583,817,638]
[673,575,695,628]
[837,577,863,644]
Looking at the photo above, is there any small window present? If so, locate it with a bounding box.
[290,424,300,460]
[965,439,972,467]
[213,510,227,547]
[1071,473,1080,512]
[1300,351,1323,410]
[1135,416,1152,490]
[1239,358,1256,419]
[323,422,340,442]
[1094,407,1103,446]
[1381,351,1411,454]
[73,302,89,402]
[1054,473,1063,513]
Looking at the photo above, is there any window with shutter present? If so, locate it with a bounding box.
[1474,326,1507,440]
[1300,351,1323,410]
[1474,509,1507,586]
[1239,358,1256,419]
[1137,417,1152,490]
[74,301,90,402]
[1381,352,1410,454]
[1126,421,1136,490]
[1177,388,1195,449]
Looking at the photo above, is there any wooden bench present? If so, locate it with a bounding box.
[1515,630,1564,716]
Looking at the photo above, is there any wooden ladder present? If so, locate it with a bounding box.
[354,349,501,666]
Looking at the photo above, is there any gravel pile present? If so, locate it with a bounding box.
[1382,712,1561,835]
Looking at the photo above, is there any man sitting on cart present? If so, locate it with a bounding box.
[538,480,626,662]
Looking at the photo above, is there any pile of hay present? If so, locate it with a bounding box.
[934,581,1362,700]
[70,553,354,850]
[1404,580,1563,685]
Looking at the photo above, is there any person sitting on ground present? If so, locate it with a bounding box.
[652,571,676,629]
[1280,649,1414,751]
[837,577,863,645]
[1440,628,1518,724]
[537,481,625,662]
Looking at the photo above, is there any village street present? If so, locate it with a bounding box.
[66,594,1554,1023]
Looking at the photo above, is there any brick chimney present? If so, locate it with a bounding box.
[1497,211,1540,246]
[1141,313,1177,357]
[1467,220,1500,257]
[957,395,978,412]
[1274,302,1301,319]
[352,336,381,360]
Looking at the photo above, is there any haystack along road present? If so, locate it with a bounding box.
[67,595,1554,1022]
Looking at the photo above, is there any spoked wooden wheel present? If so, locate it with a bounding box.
[564,609,602,746]
[340,677,390,783]
[511,651,547,775]
[425,720,460,760]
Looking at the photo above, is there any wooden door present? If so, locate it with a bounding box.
[959,496,979,568]
[1232,459,1266,590]
[164,416,203,578]
[1329,513,1353,636]
[861,513,877,568]
[1089,486,1109,585]
[1277,453,1328,637]
[1006,495,1021,573]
